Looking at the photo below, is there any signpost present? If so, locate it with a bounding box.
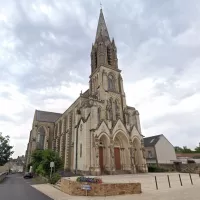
[50,162,54,179]
[81,184,91,196]
[29,166,32,173]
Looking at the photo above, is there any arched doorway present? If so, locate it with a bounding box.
[37,126,46,150]
[113,132,129,171]
[98,134,109,172]
[114,137,121,170]
[132,138,143,172]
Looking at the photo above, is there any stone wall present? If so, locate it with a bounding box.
[179,164,200,174]
[159,164,176,171]
[158,163,200,174]
[61,178,141,196]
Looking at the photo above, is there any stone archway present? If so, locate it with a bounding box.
[132,138,143,172]
[113,131,130,171]
[98,134,110,172]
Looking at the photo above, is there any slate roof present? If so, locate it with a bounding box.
[35,110,62,123]
[95,9,110,42]
[143,134,162,147]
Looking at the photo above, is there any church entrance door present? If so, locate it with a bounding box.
[114,147,121,170]
[99,146,104,170]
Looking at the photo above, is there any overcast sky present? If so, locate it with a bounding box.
[1,0,200,158]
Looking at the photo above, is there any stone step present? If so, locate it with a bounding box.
[53,184,61,191]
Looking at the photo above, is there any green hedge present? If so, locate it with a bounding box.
[148,165,168,172]
[49,173,61,184]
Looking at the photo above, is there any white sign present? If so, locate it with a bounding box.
[50,162,55,168]
[29,166,33,173]
[81,185,91,191]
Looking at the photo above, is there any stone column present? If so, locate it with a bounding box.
[129,141,136,173]
[59,134,63,157]
[109,139,115,174]
[44,127,49,150]
[93,136,101,175]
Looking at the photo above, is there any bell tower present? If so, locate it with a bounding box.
[90,9,118,74]
[89,9,127,123]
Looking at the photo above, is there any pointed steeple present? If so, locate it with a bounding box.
[95,9,110,43]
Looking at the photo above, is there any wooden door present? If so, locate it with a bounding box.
[99,147,104,170]
[114,148,121,170]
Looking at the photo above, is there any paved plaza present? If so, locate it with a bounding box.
[32,173,200,200]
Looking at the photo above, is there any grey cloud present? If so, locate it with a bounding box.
[0,92,12,99]
[0,114,15,122]
[1,0,200,156]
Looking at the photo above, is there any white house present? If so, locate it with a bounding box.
[144,134,176,165]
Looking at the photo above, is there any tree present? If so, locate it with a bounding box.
[194,146,200,153]
[0,133,14,166]
[31,149,63,177]
[182,146,193,153]
[174,146,183,153]
[174,146,193,153]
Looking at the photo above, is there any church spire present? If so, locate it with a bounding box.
[95,8,110,43]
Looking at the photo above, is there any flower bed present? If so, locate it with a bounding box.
[76,176,102,184]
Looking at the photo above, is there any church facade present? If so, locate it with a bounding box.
[25,9,148,175]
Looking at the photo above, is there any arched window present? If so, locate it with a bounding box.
[108,74,115,91]
[98,107,101,123]
[107,46,112,65]
[115,100,120,119]
[37,126,46,150]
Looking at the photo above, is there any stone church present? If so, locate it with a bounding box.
[25,9,148,175]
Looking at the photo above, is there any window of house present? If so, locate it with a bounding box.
[80,143,82,158]
[148,151,153,158]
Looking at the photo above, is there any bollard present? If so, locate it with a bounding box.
[167,175,171,188]
[189,173,193,185]
[155,176,158,190]
[179,174,183,186]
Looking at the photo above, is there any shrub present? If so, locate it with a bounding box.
[49,173,61,184]
[148,165,168,172]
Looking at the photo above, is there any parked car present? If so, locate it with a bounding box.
[23,172,33,179]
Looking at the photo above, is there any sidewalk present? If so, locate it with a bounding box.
[32,181,200,200]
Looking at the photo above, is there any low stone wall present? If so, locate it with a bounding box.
[158,163,200,174]
[159,164,176,171]
[61,178,141,196]
[180,164,200,174]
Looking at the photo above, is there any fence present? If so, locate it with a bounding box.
[144,173,200,191]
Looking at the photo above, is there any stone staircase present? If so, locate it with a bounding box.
[53,179,61,190]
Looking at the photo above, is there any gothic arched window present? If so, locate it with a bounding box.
[108,74,115,91]
[115,99,120,119]
[98,107,101,123]
[37,126,46,150]
[107,46,112,65]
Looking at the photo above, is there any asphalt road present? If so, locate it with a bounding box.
[0,173,52,200]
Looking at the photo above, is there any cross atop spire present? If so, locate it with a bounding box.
[95,8,110,43]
